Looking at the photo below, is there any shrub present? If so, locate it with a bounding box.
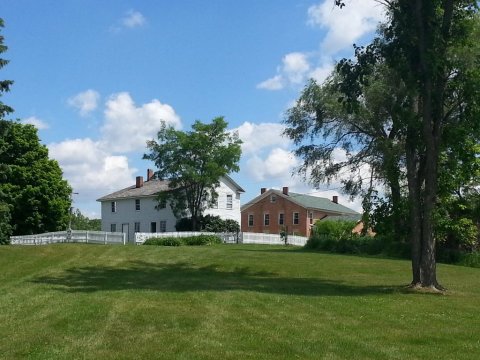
[182,234,222,246]
[144,237,182,246]
[143,235,222,246]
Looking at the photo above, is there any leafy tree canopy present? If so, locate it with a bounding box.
[0,120,72,237]
[144,117,242,230]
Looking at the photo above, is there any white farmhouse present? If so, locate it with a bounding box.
[97,169,244,243]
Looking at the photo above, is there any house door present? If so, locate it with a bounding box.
[122,223,130,243]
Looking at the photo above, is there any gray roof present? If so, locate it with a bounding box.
[96,175,244,202]
[96,179,170,201]
[241,189,359,215]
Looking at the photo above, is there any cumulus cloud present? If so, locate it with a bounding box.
[246,148,299,182]
[22,116,49,130]
[68,89,100,116]
[49,138,136,199]
[101,92,181,153]
[258,0,385,91]
[257,75,284,90]
[234,122,288,155]
[307,0,385,55]
[257,52,312,90]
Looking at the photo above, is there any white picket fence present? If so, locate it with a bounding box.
[10,230,126,245]
[135,231,238,245]
[241,232,308,246]
[135,231,307,246]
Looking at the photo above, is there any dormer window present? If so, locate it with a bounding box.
[270,194,276,203]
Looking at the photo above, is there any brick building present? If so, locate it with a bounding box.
[241,187,359,237]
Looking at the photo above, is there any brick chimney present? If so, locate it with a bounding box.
[283,187,289,195]
[261,188,267,194]
[136,176,144,188]
[332,195,338,204]
[147,169,154,181]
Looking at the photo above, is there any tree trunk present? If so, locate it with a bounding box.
[405,136,422,286]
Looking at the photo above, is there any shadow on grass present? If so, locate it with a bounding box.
[32,260,404,297]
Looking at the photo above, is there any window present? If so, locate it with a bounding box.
[248,214,254,227]
[111,201,117,213]
[226,194,233,209]
[110,224,116,232]
[159,198,167,209]
[134,222,140,233]
[150,222,157,233]
[279,213,284,225]
[160,220,167,233]
[135,199,140,211]
[264,213,270,226]
[270,194,276,203]
[293,212,299,225]
[309,212,313,225]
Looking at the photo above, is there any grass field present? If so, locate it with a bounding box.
[0,244,479,359]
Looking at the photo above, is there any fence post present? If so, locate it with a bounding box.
[104,232,107,245]
[123,233,126,245]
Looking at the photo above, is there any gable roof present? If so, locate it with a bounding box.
[241,189,359,215]
[96,175,244,202]
[96,179,170,202]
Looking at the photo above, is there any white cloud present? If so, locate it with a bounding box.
[68,89,100,116]
[246,148,299,182]
[307,0,385,55]
[22,116,49,130]
[283,52,310,84]
[257,75,284,90]
[234,122,288,155]
[122,10,146,28]
[257,52,312,90]
[48,138,136,200]
[101,92,181,153]
[258,0,385,91]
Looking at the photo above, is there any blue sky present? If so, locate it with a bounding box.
[2,0,385,218]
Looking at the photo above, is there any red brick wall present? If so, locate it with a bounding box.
[241,192,328,237]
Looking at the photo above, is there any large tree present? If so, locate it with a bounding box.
[0,121,72,236]
[144,117,242,230]
[286,1,479,291]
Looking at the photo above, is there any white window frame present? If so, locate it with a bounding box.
[248,214,254,227]
[135,199,140,211]
[134,222,140,233]
[270,194,276,203]
[111,201,117,213]
[293,212,299,225]
[110,223,116,232]
[264,213,270,226]
[226,194,233,210]
[279,212,284,225]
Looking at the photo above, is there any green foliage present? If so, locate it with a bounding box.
[0,18,14,118]
[182,235,222,246]
[312,220,357,240]
[175,215,240,233]
[0,120,72,235]
[0,18,13,243]
[70,209,101,231]
[143,235,222,246]
[144,117,242,230]
[144,237,182,246]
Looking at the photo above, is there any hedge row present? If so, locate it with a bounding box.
[143,235,222,247]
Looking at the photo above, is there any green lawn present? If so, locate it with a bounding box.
[0,244,479,359]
